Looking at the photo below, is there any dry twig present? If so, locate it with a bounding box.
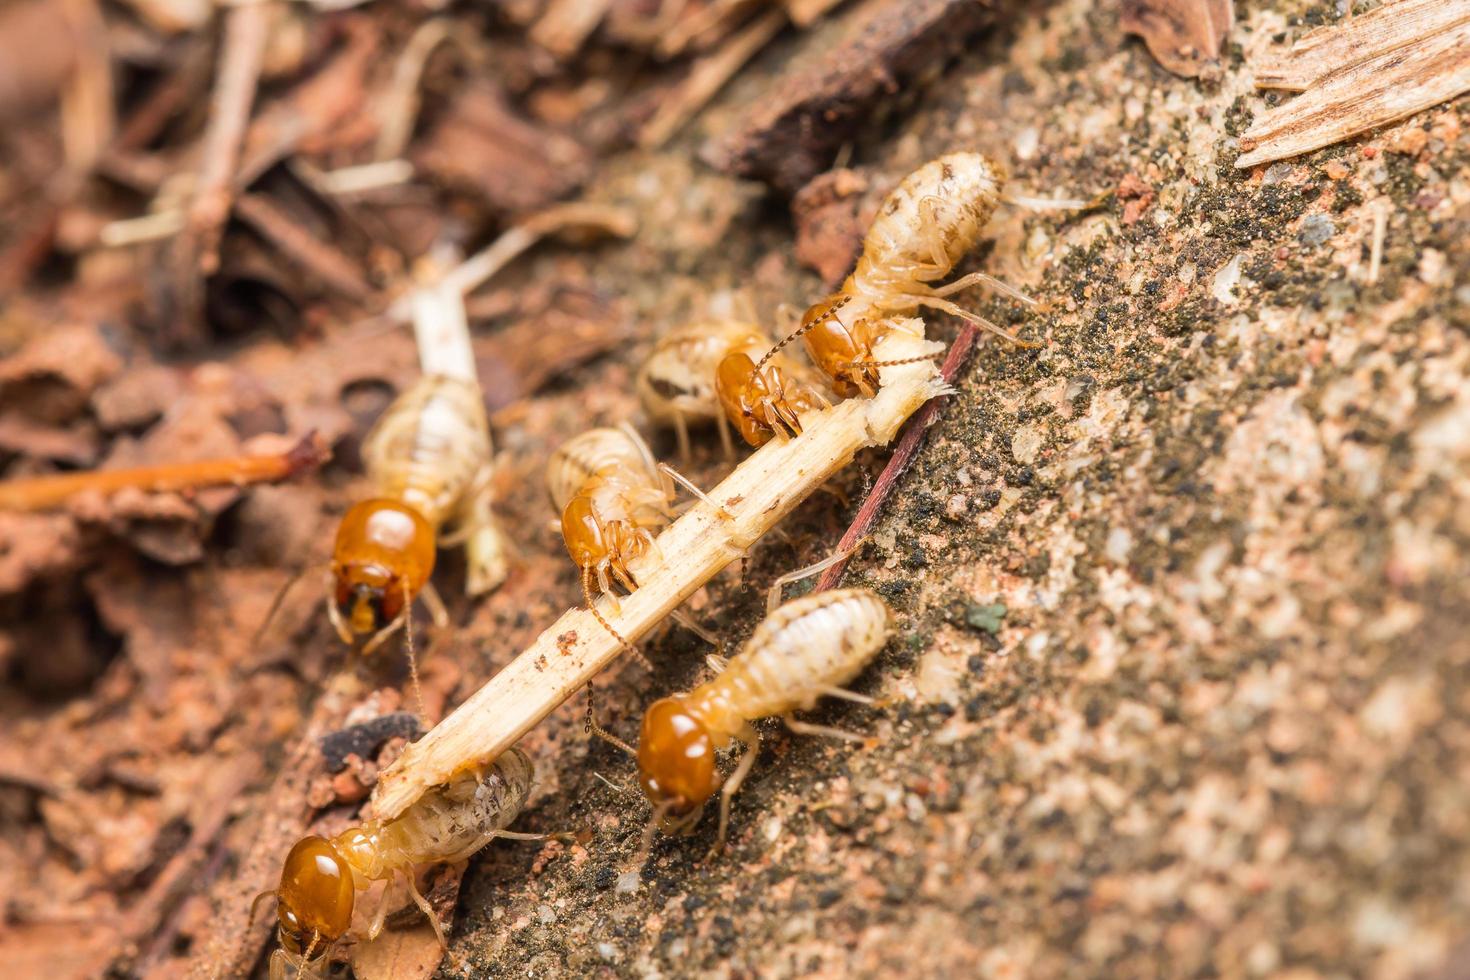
[815,321,982,591]
[640,9,787,149]
[0,432,328,512]
[167,0,268,343]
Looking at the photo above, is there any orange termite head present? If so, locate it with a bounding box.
[275,836,355,955]
[560,494,609,569]
[331,499,435,641]
[637,697,721,828]
[714,351,775,448]
[799,298,874,397]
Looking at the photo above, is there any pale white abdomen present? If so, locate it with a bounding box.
[375,747,535,870]
[713,589,891,725]
[362,375,491,528]
[546,426,656,512]
[851,152,1005,299]
[636,321,769,423]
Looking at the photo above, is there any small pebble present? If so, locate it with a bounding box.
[1299,213,1335,247]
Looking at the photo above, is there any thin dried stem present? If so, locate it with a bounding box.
[370,325,946,820]
[0,432,328,512]
[640,9,787,149]
[386,203,637,323]
[1367,198,1389,285]
[814,320,986,592]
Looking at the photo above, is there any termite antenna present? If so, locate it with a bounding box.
[250,564,317,658]
[582,566,641,663]
[754,296,850,376]
[584,680,637,757]
[301,931,321,966]
[845,354,939,370]
[247,888,276,928]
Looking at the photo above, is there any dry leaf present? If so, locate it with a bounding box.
[348,922,446,980]
[1254,0,1470,91]
[1237,17,1470,168]
[1121,0,1234,78]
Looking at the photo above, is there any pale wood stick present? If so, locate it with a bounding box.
[1254,0,1469,92]
[1236,20,1470,169]
[370,323,947,820]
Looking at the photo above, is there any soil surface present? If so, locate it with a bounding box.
[1,0,1468,978]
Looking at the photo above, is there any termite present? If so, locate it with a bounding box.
[783,151,1039,397]
[713,341,832,448]
[547,425,724,649]
[254,747,551,977]
[599,584,892,853]
[330,372,505,652]
[635,319,770,458]
[258,274,508,716]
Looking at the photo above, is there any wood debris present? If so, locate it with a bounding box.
[1237,8,1470,168]
[0,431,328,512]
[701,0,997,192]
[1254,0,1469,91]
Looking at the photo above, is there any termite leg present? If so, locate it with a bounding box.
[910,296,1040,348]
[714,408,735,461]
[493,829,573,842]
[403,871,448,950]
[917,194,953,271]
[594,562,621,614]
[619,422,660,479]
[1002,191,1091,212]
[656,463,732,520]
[710,723,760,856]
[669,607,721,648]
[367,879,394,941]
[325,576,354,646]
[783,714,866,743]
[671,411,692,463]
[765,548,854,614]
[815,685,879,706]
[420,581,450,631]
[454,472,510,596]
[931,270,1036,308]
[705,653,730,675]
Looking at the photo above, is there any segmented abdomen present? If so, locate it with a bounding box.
[362,375,491,527]
[852,152,1005,295]
[637,321,769,422]
[712,589,891,724]
[547,427,654,512]
[384,747,535,867]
